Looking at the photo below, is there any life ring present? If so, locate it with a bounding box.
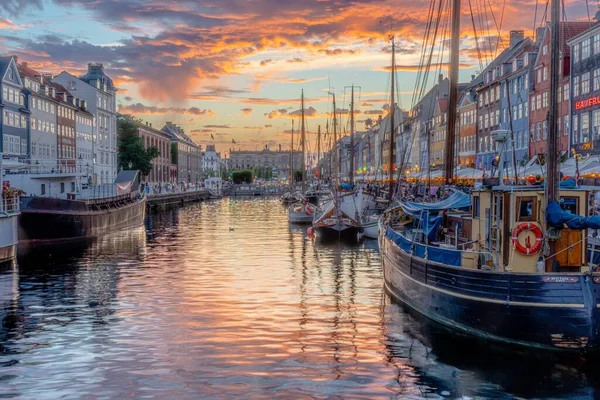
[512,222,543,255]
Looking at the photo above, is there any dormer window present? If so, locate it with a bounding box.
[8,68,14,80]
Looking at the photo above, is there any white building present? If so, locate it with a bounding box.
[75,100,95,187]
[54,63,117,185]
[202,144,221,175]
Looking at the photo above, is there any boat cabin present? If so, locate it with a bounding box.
[467,185,589,273]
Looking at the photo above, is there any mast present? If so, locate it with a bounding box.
[546,0,560,269]
[332,93,339,179]
[301,89,306,193]
[388,38,396,202]
[317,125,321,179]
[350,85,355,185]
[290,119,294,186]
[444,0,461,184]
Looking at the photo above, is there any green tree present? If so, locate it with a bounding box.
[231,170,253,184]
[117,117,160,177]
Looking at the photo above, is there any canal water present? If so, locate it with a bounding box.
[1,198,599,399]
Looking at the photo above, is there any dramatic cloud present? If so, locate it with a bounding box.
[119,102,215,116]
[363,109,385,115]
[241,107,252,115]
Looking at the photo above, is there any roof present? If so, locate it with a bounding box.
[47,81,77,108]
[560,21,597,55]
[80,63,115,90]
[0,56,12,80]
[162,122,201,149]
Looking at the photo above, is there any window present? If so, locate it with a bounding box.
[543,120,548,140]
[574,43,581,62]
[537,69,542,83]
[595,69,600,91]
[41,184,46,196]
[574,76,580,97]
[542,91,548,108]
[530,126,535,143]
[560,197,578,214]
[595,35,600,55]
[60,183,65,193]
[473,196,480,218]
[582,72,591,94]
[593,110,600,140]
[582,112,590,143]
[536,122,541,141]
[518,103,523,119]
[524,100,528,116]
[543,67,548,81]
[565,115,570,136]
[582,38,591,60]
[71,182,75,192]
[536,94,541,110]
[518,197,537,221]
[496,86,500,101]
[2,134,21,154]
[531,97,536,112]
[543,45,548,55]
[564,83,570,101]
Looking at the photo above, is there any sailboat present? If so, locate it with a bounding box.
[379,0,600,354]
[312,89,363,240]
[281,118,303,205]
[288,90,317,224]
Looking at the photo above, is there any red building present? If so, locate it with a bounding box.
[529,22,591,158]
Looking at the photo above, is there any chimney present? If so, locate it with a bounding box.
[510,30,524,48]
[67,94,74,104]
[75,98,80,107]
[438,74,443,84]
[145,121,148,126]
[22,62,27,68]
[81,100,86,110]
[63,93,67,102]
[51,87,56,97]
[535,27,545,43]
[150,123,152,127]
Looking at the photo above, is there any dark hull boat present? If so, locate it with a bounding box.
[18,193,146,245]
[380,226,600,353]
[379,186,600,355]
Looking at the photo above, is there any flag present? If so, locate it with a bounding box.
[211,134,214,139]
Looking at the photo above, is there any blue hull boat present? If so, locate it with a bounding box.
[380,226,600,354]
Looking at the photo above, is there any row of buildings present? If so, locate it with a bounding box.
[319,22,600,179]
[0,55,225,193]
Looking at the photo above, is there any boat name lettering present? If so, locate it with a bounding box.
[542,276,578,283]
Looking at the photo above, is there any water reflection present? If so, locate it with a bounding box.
[0,199,599,398]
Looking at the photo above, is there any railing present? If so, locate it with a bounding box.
[1,194,20,215]
[3,159,89,176]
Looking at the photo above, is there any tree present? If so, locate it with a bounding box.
[117,117,160,177]
[231,170,253,184]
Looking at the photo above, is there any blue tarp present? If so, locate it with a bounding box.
[416,213,442,241]
[560,178,577,189]
[547,200,600,230]
[400,190,472,215]
[340,183,354,190]
[385,226,462,267]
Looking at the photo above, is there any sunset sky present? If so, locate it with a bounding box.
[0,0,591,155]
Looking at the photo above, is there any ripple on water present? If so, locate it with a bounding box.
[0,198,599,399]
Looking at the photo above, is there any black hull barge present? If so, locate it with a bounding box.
[18,192,146,245]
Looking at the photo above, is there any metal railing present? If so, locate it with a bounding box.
[1,194,20,215]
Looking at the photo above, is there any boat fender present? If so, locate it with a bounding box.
[512,222,543,255]
[307,227,315,238]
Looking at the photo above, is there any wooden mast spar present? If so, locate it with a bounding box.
[444,0,460,184]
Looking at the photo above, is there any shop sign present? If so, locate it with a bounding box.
[575,96,600,110]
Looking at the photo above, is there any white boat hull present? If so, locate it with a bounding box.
[0,213,19,262]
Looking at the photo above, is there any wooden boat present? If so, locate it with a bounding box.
[287,201,316,224]
[313,191,362,241]
[380,185,600,354]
